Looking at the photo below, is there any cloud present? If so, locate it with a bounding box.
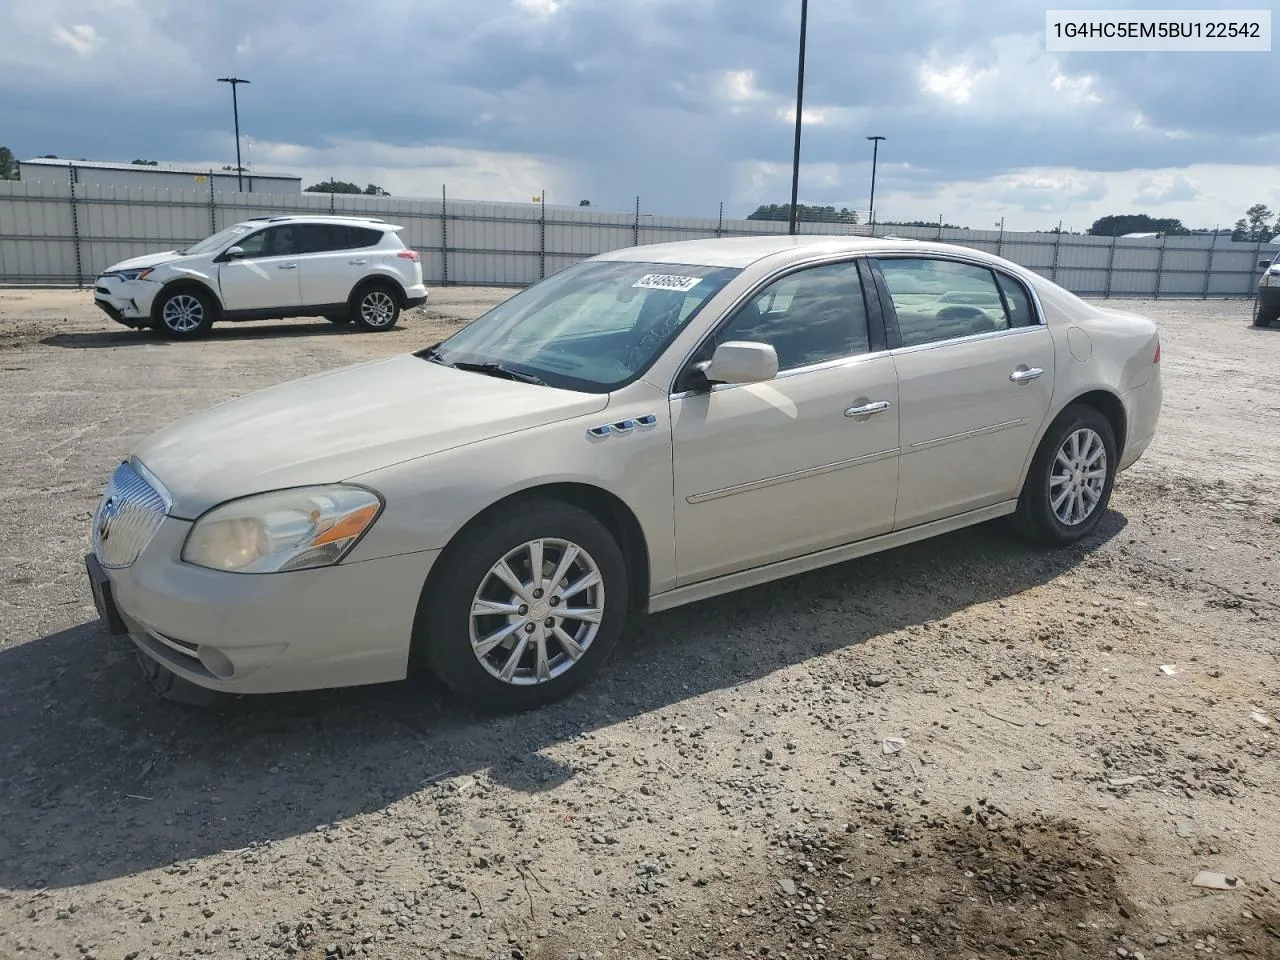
[49,23,100,56]
[235,138,571,203]
[1,0,1278,230]
[1133,173,1202,206]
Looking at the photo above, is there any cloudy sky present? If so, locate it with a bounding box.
[2,0,1276,229]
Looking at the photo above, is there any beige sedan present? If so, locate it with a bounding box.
[85,236,1162,710]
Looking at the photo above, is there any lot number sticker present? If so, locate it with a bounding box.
[633,274,703,292]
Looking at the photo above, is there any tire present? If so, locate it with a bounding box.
[415,498,630,712]
[154,287,216,339]
[134,649,223,707]
[350,284,401,331]
[1252,296,1277,328]
[1014,404,1118,546]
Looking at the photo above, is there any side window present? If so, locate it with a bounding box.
[347,227,384,248]
[297,224,349,253]
[707,260,870,372]
[258,225,298,258]
[234,230,269,257]
[878,258,1010,347]
[995,272,1037,327]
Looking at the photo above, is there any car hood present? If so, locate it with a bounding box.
[101,251,184,273]
[132,354,610,517]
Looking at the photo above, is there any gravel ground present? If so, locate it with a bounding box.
[0,290,1277,960]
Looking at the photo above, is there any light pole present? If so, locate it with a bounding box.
[787,0,809,236]
[866,135,885,234]
[216,77,250,192]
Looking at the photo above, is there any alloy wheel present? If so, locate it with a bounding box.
[162,294,204,333]
[360,290,397,328]
[1049,427,1107,526]
[468,538,605,686]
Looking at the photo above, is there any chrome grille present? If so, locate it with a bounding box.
[91,461,169,569]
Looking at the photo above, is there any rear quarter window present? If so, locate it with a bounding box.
[349,227,388,248]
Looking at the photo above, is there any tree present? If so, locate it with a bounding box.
[1230,203,1277,243]
[1087,214,1189,236]
[0,146,17,180]
[304,179,389,195]
[130,159,159,166]
[880,219,964,229]
[746,203,858,224]
[579,200,592,206]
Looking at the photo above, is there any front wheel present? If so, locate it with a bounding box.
[1252,296,1276,328]
[154,289,215,339]
[1014,404,1117,546]
[351,285,401,331]
[415,499,630,711]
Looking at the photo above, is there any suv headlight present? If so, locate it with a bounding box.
[106,268,156,282]
[182,485,383,573]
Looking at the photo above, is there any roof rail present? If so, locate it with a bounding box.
[318,214,386,223]
[243,213,388,224]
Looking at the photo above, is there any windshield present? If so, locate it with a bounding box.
[428,260,741,392]
[180,223,254,256]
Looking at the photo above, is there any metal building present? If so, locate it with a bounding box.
[18,157,302,194]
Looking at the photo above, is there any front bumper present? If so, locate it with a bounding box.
[93,277,160,328]
[1256,283,1280,311]
[88,515,439,695]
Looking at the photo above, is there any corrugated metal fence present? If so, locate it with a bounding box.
[1,175,1274,297]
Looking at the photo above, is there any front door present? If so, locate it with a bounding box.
[218,224,303,312]
[871,256,1056,529]
[670,259,900,585]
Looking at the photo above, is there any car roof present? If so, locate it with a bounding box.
[233,215,398,230]
[594,234,995,270]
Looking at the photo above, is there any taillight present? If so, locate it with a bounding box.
[1153,339,1161,364]
[397,250,420,262]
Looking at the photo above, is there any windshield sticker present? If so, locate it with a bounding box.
[632,274,703,292]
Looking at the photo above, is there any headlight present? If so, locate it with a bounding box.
[182,485,383,574]
[106,268,156,282]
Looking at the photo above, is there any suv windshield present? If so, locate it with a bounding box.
[427,260,741,392]
[180,223,254,256]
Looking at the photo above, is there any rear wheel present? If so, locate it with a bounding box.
[154,288,215,339]
[351,284,401,331]
[415,499,629,712]
[1014,404,1117,546]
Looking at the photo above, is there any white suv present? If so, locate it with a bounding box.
[93,215,429,339]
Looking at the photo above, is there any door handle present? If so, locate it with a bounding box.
[348,259,368,265]
[277,263,298,270]
[845,400,892,417]
[1009,366,1044,383]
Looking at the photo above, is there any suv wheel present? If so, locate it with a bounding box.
[155,288,215,339]
[351,284,401,331]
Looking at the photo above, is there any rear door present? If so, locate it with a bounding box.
[296,224,357,308]
[217,225,303,311]
[870,256,1055,529]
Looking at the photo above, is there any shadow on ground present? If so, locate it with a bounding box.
[40,320,393,349]
[0,512,1125,890]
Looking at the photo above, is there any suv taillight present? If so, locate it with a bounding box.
[397,250,420,262]
[1153,339,1161,364]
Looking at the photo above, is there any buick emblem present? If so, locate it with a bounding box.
[98,496,119,542]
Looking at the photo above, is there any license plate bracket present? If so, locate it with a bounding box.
[85,553,128,636]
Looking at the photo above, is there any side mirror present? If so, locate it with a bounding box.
[700,340,779,386]
[221,246,247,261]
[1260,259,1272,269]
